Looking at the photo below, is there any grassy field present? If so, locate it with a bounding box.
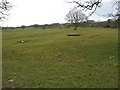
[2,27,118,88]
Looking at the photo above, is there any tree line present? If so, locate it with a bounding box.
[2,19,118,30]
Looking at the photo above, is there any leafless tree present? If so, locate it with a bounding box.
[68,0,120,27]
[116,1,120,28]
[104,0,120,28]
[68,0,102,17]
[65,10,88,30]
[0,0,12,20]
[105,1,120,18]
[69,0,120,17]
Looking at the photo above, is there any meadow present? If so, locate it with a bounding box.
[2,27,118,88]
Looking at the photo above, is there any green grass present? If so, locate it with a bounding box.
[2,27,118,88]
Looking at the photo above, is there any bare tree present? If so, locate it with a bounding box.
[68,0,102,17]
[102,0,120,28]
[116,1,120,28]
[65,10,88,30]
[69,0,120,17]
[68,0,120,28]
[0,0,12,20]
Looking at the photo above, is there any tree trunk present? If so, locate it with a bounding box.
[116,14,120,28]
[74,23,78,30]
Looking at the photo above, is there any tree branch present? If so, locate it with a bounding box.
[0,0,12,20]
[68,0,102,16]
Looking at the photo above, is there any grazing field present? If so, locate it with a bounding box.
[2,27,118,88]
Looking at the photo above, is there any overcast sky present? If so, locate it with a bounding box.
[1,0,116,27]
